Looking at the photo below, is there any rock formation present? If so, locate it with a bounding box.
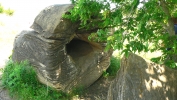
[12,4,112,92]
[107,53,177,100]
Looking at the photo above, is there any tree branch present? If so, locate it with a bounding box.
[160,0,175,36]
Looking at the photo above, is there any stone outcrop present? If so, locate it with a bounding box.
[107,53,177,100]
[12,4,112,92]
[11,4,177,100]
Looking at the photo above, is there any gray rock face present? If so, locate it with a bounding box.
[12,4,112,92]
[107,53,177,100]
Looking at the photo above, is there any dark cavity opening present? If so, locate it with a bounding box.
[66,39,93,58]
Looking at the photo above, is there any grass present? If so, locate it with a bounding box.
[0,56,120,100]
[71,85,85,97]
[4,8,14,16]
[103,56,121,78]
[0,4,14,16]
[1,60,70,100]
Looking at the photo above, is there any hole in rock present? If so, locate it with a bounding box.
[66,35,103,67]
[66,38,93,58]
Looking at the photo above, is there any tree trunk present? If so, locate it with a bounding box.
[160,0,175,36]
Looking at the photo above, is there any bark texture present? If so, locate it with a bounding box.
[12,4,112,92]
[107,53,177,100]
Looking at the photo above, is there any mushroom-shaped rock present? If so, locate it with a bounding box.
[12,4,112,92]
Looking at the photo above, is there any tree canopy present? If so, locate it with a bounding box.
[64,0,177,68]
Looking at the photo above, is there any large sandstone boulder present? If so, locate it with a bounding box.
[107,53,177,100]
[12,4,112,92]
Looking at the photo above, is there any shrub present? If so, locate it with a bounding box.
[103,56,120,77]
[1,60,68,100]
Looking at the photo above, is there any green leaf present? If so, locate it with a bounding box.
[171,0,177,3]
[104,43,111,52]
[132,0,139,9]
[103,18,111,27]
[173,11,177,18]
[107,36,113,40]
[113,16,121,25]
[150,57,161,63]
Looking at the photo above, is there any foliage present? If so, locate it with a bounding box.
[65,0,177,68]
[70,86,85,97]
[0,3,14,16]
[103,56,120,77]
[0,4,4,13]
[4,8,14,16]
[1,60,70,100]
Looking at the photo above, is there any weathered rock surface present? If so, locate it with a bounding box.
[12,4,112,92]
[107,53,177,100]
[82,76,114,100]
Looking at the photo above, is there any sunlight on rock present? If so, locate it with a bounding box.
[158,75,167,82]
[151,78,162,89]
[145,77,162,91]
[139,94,142,99]
[165,85,170,91]
[145,67,155,75]
[39,62,47,68]
[145,80,151,91]
[156,66,165,74]
[166,97,169,100]
[146,64,165,75]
